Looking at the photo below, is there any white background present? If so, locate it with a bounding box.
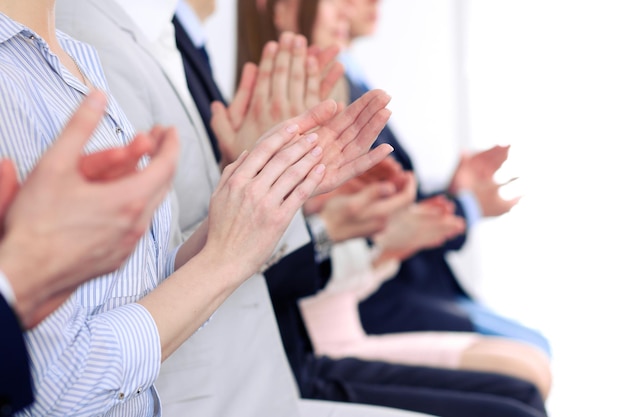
[205,1,626,415]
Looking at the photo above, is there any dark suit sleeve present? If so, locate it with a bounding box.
[0,295,33,416]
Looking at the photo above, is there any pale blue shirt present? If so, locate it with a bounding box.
[174,0,206,49]
[0,13,176,417]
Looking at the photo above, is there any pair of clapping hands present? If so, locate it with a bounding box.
[0,32,393,328]
[304,145,520,264]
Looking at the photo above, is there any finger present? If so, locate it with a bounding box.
[80,133,153,181]
[271,32,295,108]
[290,99,339,134]
[319,61,344,100]
[43,90,108,164]
[230,63,258,129]
[315,44,341,74]
[280,164,326,215]
[288,34,308,113]
[327,143,394,193]
[210,101,238,163]
[339,107,392,162]
[216,150,250,193]
[0,159,20,225]
[257,99,339,143]
[354,181,396,208]
[126,127,180,229]
[255,133,322,191]
[115,126,179,203]
[254,41,279,106]
[304,55,321,109]
[327,90,391,150]
[234,124,301,178]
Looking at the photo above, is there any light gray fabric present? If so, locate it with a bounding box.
[55,2,437,416]
[300,400,435,417]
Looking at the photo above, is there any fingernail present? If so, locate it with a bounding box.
[305,133,318,143]
[311,146,322,157]
[286,124,299,133]
[315,164,326,174]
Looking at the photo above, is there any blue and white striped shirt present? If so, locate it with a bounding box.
[0,13,176,417]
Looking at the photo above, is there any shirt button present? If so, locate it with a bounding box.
[115,127,123,135]
[136,387,143,395]
[118,392,125,400]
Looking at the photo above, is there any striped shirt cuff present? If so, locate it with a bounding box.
[98,303,161,405]
[456,189,482,229]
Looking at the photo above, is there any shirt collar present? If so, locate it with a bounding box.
[174,1,207,49]
[111,0,179,42]
[0,12,37,44]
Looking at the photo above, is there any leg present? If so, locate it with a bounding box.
[312,357,548,417]
[459,337,552,400]
[457,297,552,356]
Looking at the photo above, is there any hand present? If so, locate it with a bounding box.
[212,32,344,165]
[318,172,416,243]
[448,145,520,217]
[79,130,155,181]
[0,90,179,328]
[294,89,394,195]
[303,156,407,215]
[472,176,521,217]
[202,116,327,282]
[373,195,466,262]
[449,145,510,194]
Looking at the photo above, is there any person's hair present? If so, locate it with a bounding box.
[236,0,320,88]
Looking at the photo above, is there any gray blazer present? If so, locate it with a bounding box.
[55,2,433,417]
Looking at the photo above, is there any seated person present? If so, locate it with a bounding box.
[0,92,176,416]
[2,2,389,416]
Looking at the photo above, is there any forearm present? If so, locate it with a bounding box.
[138,250,244,361]
[173,217,209,271]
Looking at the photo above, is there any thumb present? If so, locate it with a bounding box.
[45,90,108,165]
[211,101,238,162]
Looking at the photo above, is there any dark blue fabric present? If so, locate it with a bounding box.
[173,16,224,162]
[264,254,547,417]
[346,76,476,333]
[174,26,547,415]
[0,295,33,416]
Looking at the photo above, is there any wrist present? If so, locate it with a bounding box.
[0,236,53,328]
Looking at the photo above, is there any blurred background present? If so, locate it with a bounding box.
[205,1,626,415]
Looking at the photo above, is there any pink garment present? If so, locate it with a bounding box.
[299,290,479,368]
[298,238,479,369]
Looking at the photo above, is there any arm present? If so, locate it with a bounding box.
[0,91,178,329]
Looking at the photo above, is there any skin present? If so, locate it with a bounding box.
[0,0,394,361]
[212,31,344,165]
[0,91,179,329]
[345,0,520,217]
[267,0,551,400]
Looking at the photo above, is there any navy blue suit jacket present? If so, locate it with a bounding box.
[0,296,33,416]
[173,28,547,416]
[173,16,225,162]
[346,77,475,334]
